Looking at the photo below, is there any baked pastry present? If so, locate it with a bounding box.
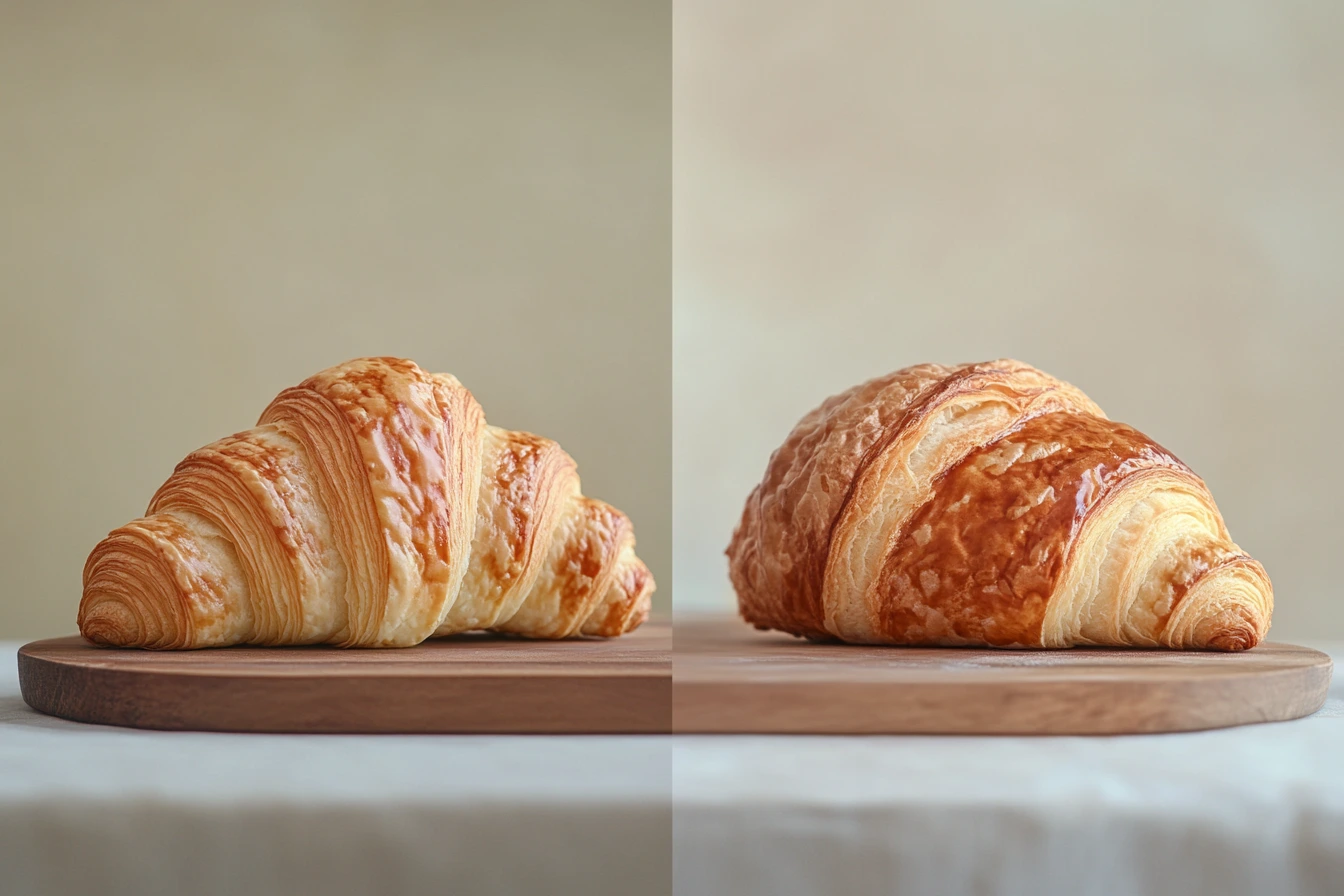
[80,357,653,648]
[727,360,1271,651]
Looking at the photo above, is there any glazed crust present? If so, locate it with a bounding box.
[727,360,1271,651]
[79,357,653,649]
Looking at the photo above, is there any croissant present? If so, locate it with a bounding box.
[80,357,654,649]
[727,360,1272,651]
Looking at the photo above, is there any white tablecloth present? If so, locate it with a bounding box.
[672,643,1344,896]
[9,643,1342,896]
[1,644,671,896]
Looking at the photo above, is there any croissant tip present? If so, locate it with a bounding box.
[1205,630,1260,652]
[78,597,138,648]
[623,601,651,634]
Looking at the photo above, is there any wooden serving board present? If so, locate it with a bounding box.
[19,620,670,734]
[673,616,1332,735]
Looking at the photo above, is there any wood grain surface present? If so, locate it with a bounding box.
[673,616,1332,734]
[19,620,670,734]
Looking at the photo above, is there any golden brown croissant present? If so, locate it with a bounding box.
[80,357,654,648]
[727,360,1271,651]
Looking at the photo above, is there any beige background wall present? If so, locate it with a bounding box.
[0,1,670,640]
[674,0,1344,641]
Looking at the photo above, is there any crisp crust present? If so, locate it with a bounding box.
[728,362,954,639]
[728,359,1273,651]
[79,357,653,648]
[873,413,1189,646]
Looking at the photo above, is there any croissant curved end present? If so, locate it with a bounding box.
[79,593,150,648]
[1162,557,1274,651]
[80,522,191,650]
[585,553,655,637]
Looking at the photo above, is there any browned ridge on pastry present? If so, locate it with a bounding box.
[727,359,1271,650]
[80,357,653,649]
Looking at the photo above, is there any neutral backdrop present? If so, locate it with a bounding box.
[0,1,670,640]
[674,0,1344,641]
